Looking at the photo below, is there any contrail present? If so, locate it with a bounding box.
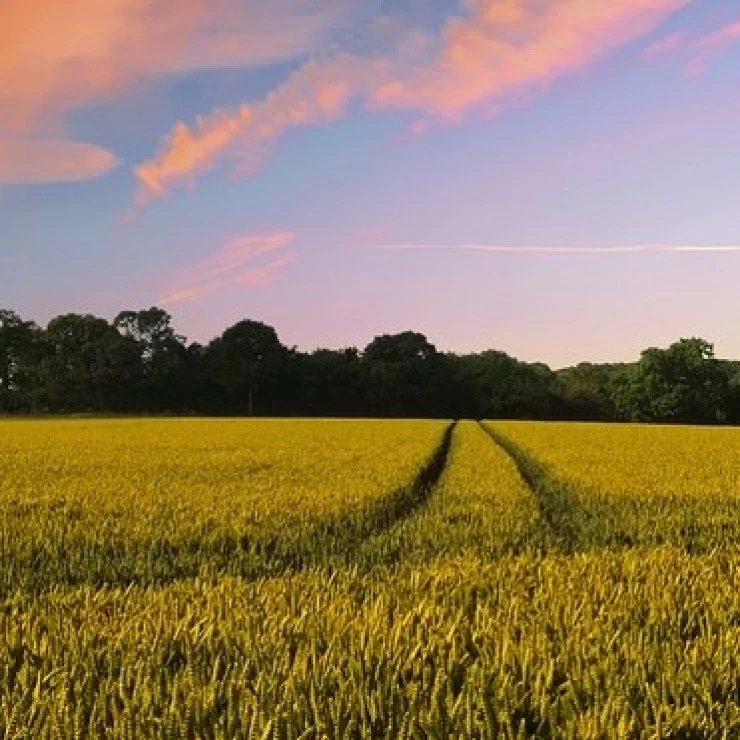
[370,243,740,254]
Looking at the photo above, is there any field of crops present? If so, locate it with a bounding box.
[2,418,740,737]
[487,421,740,551]
[0,418,446,590]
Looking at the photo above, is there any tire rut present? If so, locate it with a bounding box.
[323,420,457,563]
[4,422,458,594]
[477,422,585,553]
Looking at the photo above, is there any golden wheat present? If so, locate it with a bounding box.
[3,418,740,737]
[487,420,740,550]
[0,418,447,589]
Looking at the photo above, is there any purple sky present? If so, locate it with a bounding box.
[1,0,739,367]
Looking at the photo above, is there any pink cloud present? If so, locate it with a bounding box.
[644,31,687,58]
[135,52,391,204]
[0,139,120,184]
[373,0,689,118]
[684,56,709,77]
[178,231,294,283]
[134,0,688,204]
[237,254,297,286]
[160,231,296,304]
[643,17,740,74]
[694,19,740,51]
[135,107,254,202]
[686,19,740,75]
[0,0,348,185]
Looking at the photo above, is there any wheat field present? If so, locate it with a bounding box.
[2,418,740,738]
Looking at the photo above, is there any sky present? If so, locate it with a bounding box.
[1,0,739,368]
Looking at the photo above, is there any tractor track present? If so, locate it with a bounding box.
[477,421,586,552]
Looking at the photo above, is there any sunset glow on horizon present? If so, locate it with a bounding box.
[2,0,739,367]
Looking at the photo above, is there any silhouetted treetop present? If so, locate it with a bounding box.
[2,306,738,424]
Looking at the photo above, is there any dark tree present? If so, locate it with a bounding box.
[555,363,623,421]
[0,309,43,412]
[205,320,290,415]
[452,350,557,420]
[613,338,729,423]
[114,307,188,410]
[4,304,740,425]
[362,332,446,417]
[297,348,365,417]
[40,314,141,412]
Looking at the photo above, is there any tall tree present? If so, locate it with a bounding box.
[114,307,188,409]
[614,338,729,423]
[362,332,445,416]
[6,304,740,424]
[297,348,365,416]
[206,320,290,414]
[556,363,622,420]
[0,309,42,411]
[453,350,557,419]
[40,314,141,412]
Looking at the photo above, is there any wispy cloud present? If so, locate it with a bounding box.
[644,31,687,58]
[372,0,689,119]
[0,139,120,184]
[134,0,687,205]
[644,16,740,74]
[0,0,350,185]
[237,253,297,286]
[693,19,740,52]
[160,231,296,304]
[177,231,293,283]
[134,51,392,204]
[687,19,740,75]
[370,243,740,255]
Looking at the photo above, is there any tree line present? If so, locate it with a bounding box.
[2,306,740,423]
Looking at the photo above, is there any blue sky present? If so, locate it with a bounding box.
[1,0,739,367]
